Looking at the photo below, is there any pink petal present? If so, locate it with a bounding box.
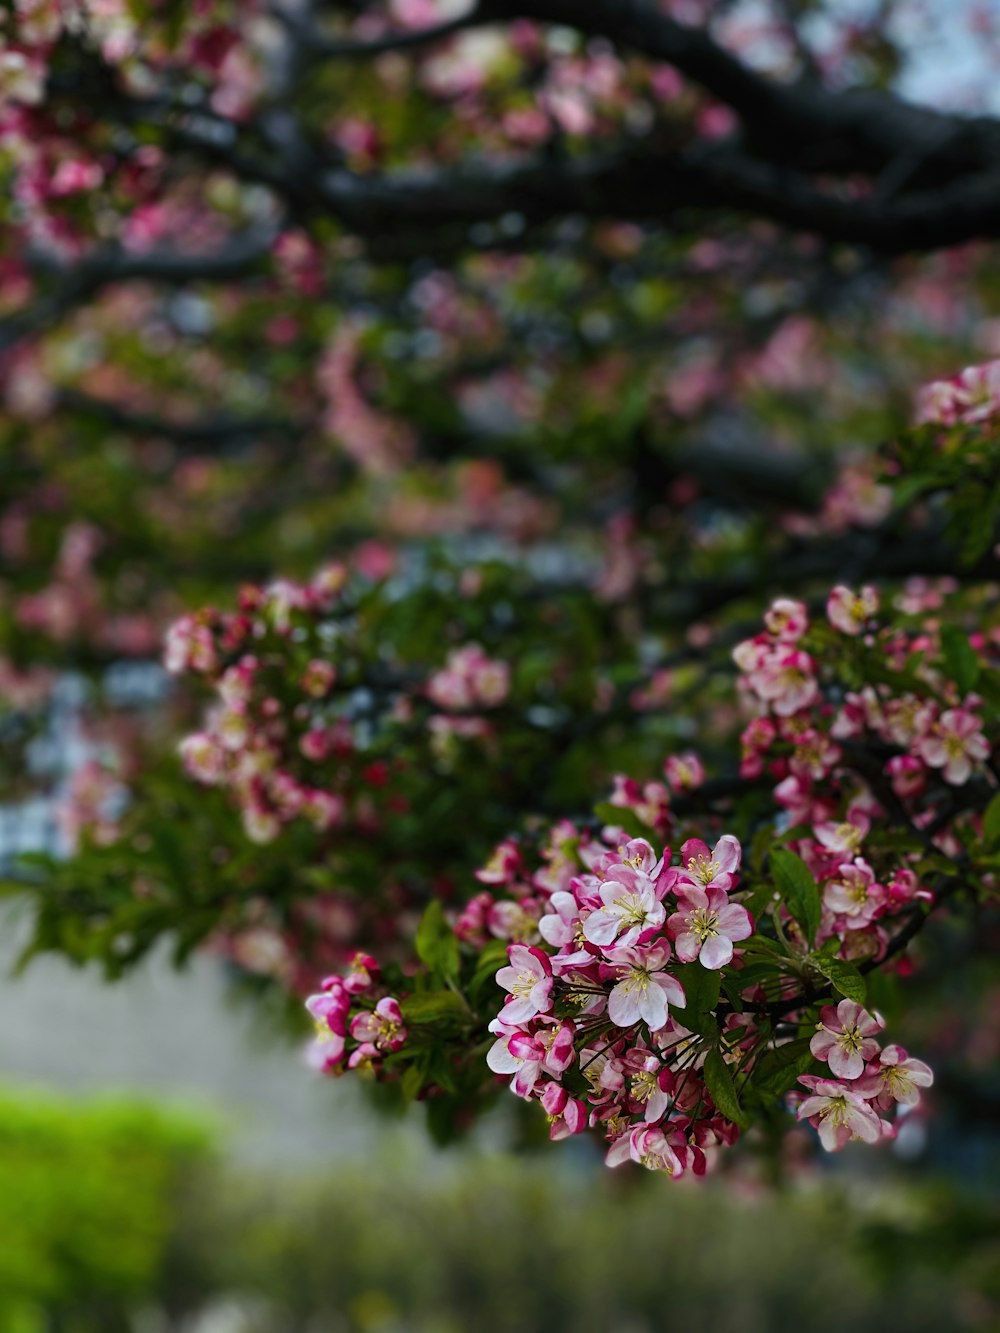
[699,935,734,969]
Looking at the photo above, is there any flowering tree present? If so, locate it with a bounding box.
[3,0,1000,1176]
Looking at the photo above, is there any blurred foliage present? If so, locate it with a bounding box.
[0,1079,997,1332]
[0,1086,211,1333]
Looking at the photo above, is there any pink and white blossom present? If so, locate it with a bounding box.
[809,1000,884,1079]
[915,706,989,785]
[796,1075,885,1151]
[827,584,879,636]
[763,597,809,642]
[349,996,407,1051]
[855,1044,934,1110]
[601,944,685,1031]
[823,860,885,927]
[668,835,742,894]
[606,1124,684,1175]
[495,943,553,1024]
[668,886,753,969]
[582,864,666,948]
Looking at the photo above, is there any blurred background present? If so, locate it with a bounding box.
[3,0,1000,1327]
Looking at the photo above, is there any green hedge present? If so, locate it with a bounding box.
[172,1147,999,1333]
[0,1087,211,1333]
[0,1086,995,1333]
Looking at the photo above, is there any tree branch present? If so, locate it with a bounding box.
[55,389,306,449]
[502,0,1000,185]
[0,227,278,357]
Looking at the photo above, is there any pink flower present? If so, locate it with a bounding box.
[537,891,583,950]
[476,838,523,885]
[814,816,869,856]
[301,659,336,698]
[343,953,380,994]
[487,1018,576,1097]
[916,706,989,785]
[740,716,776,777]
[915,358,1000,425]
[745,647,818,716]
[823,859,885,927]
[623,1050,673,1122]
[664,752,705,791]
[306,1031,346,1073]
[427,643,510,710]
[789,729,842,781]
[179,732,225,784]
[884,869,933,910]
[495,944,553,1024]
[541,1083,588,1139]
[886,754,926,799]
[809,999,884,1079]
[606,776,671,835]
[668,886,753,969]
[601,945,685,1031]
[488,898,542,943]
[796,1075,885,1151]
[855,1044,934,1110]
[763,598,808,641]
[242,806,280,844]
[306,987,348,1037]
[164,615,217,674]
[305,988,349,1073]
[349,996,407,1051]
[882,695,934,747]
[606,1124,684,1175]
[582,864,666,948]
[668,835,742,893]
[827,585,879,635]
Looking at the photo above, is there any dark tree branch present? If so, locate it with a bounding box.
[0,227,278,358]
[10,7,1000,360]
[111,87,1000,258]
[498,0,1000,186]
[55,390,307,449]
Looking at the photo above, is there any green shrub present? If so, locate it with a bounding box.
[0,1086,212,1332]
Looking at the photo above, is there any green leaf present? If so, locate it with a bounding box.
[704,1048,749,1128]
[721,962,782,994]
[401,1062,426,1102]
[972,667,1000,710]
[811,955,867,1004]
[750,1038,816,1097]
[682,1008,720,1040]
[739,935,791,960]
[984,792,1000,848]
[468,939,510,998]
[0,880,32,899]
[674,963,721,1018]
[414,901,460,979]
[399,991,467,1025]
[770,849,821,946]
[940,624,980,695]
[891,472,939,511]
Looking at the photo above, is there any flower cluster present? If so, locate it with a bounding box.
[731,590,999,958]
[914,358,1000,427]
[738,589,991,797]
[486,834,755,1175]
[454,821,589,948]
[171,567,354,845]
[426,643,511,711]
[796,999,933,1150]
[168,564,516,847]
[305,953,408,1077]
